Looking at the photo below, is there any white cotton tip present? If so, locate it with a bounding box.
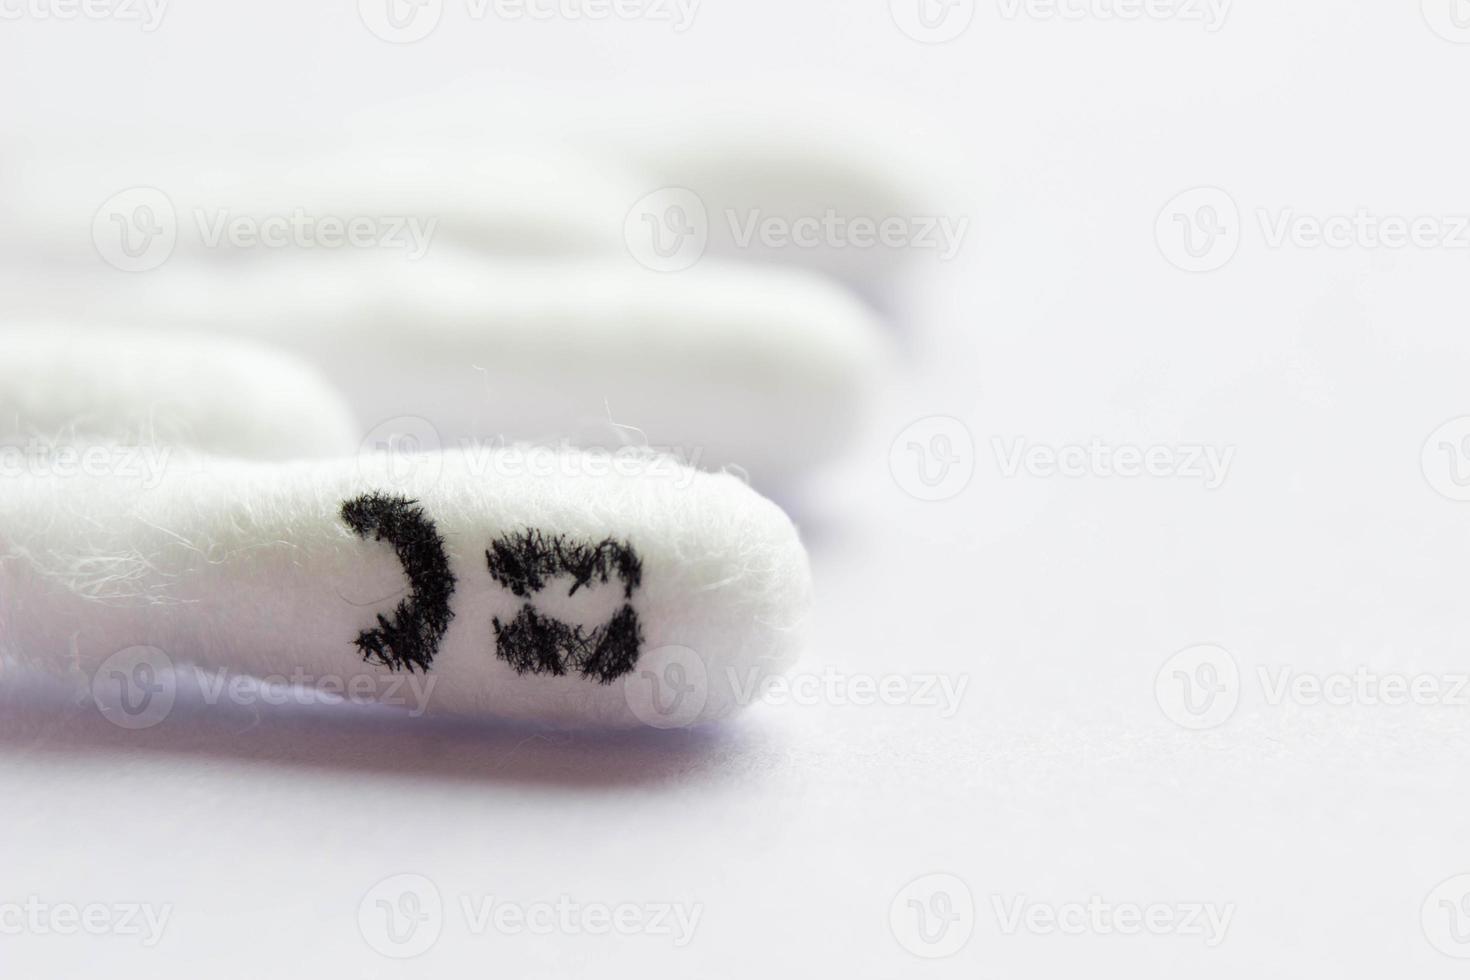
[0,449,811,728]
[342,90,968,308]
[188,141,649,259]
[0,324,359,461]
[600,114,962,310]
[0,133,649,265]
[68,251,891,486]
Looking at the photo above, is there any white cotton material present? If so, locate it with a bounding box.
[0,133,648,264]
[622,121,930,294]
[56,252,890,485]
[343,90,962,305]
[188,141,648,258]
[0,449,810,727]
[0,325,359,461]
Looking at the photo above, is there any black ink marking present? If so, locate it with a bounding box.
[560,539,642,599]
[486,530,642,600]
[491,605,574,677]
[485,531,644,684]
[341,493,456,673]
[580,603,642,683]
[485,529,561,598]
[491,602,643,685]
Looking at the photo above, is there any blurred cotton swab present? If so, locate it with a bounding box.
[0,324,358,460]
[27,252,890,486]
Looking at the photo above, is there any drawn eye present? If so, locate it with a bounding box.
[340,493,457,673]
[486,530,644,684]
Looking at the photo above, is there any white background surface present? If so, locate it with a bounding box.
[5,1,1470,976]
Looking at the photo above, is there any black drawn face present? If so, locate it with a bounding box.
[340,495,644,684]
